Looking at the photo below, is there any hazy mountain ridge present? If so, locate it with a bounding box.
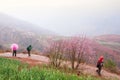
[0,26,43,51]
[0,13,56,36]
[0,13,57,51]
[94,34,120,52]
[95,34,120,42]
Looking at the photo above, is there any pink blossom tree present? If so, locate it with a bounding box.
[64,36,93,70]
[46,39,66,67]
[46,35,93,69]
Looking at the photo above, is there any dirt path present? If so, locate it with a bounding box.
[0,52,49,66]
[0,52,120,80]
[79,64,120,80]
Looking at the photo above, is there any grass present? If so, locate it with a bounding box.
[0,57,106,80]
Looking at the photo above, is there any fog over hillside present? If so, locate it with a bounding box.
[0,0,120,36]
[0,13,57,51]
[0,13,56,36]
[0,13,120,36]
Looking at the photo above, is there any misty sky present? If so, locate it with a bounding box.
[0,0,120,36]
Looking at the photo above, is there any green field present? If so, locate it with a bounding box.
[0,57,101,80]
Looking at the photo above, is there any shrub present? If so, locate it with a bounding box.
[104,59,117,73]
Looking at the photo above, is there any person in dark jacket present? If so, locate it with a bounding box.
[27,45,32,56]
[96,56,104,76]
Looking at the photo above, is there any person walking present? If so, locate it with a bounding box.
[11,43,19,57]
[96,56,104,76]
[27,45,32,56]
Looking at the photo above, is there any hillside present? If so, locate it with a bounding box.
[0,52,120,80]
[0,13,57,51]
[93,34,120,68]
[95,35,120,52]
[0,13,55,35]
[0,26,48,52]
[95,34,120,42]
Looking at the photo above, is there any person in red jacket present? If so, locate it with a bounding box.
[96,56,104,75]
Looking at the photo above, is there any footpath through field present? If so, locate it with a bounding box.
[0,52,120,80]
[0,52,49,66]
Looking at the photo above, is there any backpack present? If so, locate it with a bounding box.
[96,62,103,68]
[27,45,32,51]
[97,62,100,68]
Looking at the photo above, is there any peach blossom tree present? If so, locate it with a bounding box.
[46,36,93,69]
